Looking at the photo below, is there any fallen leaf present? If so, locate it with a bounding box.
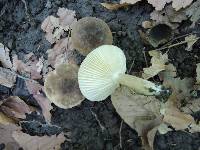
[161,104,200,133]
[101,3,129,10]
[111,86,162,136]
[142,21,153,29]
[0,123,21,150]
[0,43,12,68]
[186,0,200,27]
[41,8,77,44]
[12,53,42,80]
[142,50,168,79]
[25,81,52,122]
[150,5,187,29]
[47,37,75,67]
[148,0,193,11]
[0,67,16,88]
[185,34,199,51]
[0,96,32,120]
[12,131,65,150]
[181,98,200,114]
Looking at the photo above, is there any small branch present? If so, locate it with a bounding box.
[90,109,105,132]
[151,37,200,51]
[119,120,123,149]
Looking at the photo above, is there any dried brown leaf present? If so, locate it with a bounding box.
[0,43,12,68]
[25,81,52,122]
[0,96,32,120]
[12,131,65,150]
[0,112,15,125]
[181,99,200,114]
[111,86,162,136]
[0,67,16,88]
[41,8,77,44]
[12,53,42,80]
[142,50,168,79]
[161,104,200,132]
[47,37,75,67]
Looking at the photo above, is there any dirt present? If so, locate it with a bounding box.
[0,0,200,150]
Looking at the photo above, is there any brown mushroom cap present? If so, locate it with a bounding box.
[44,63,84,109]
[71,17,113,56]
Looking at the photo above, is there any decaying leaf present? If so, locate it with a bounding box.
[25,81,52,122]
[0,67,16,88]
[111,86,162,136]
[0,43,12,68]
[196,63,200,84]
[101,3,129,10]
[148,0,193,11]
[12,53,42,80]
[0,96,32,121]
[186,0,200,27]
[142,50,168,79]
[185,34,199,51]
[47,37,75,67]
[12,131,65,150]
[161,102,200,133]
[0,123,21,150]
[150,5,187,29]
[41,8,77,44]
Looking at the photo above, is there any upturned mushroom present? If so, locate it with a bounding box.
[71,17,113,56]
[78,45,169,101]
[44,63,84,109]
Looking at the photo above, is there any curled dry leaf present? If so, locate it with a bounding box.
[142,50,168,79]
[0,96,32,120]
[100,3,129,10]
[12,53,42,80]
[0,67,16,88]
[0,43,12,68]
[41,8,77,44]
[25,81,52,122]
[120,0,141,4]
[0,112,15,125]
[12,131,65,150]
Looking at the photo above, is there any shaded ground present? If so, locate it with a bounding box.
[0,0,200,150]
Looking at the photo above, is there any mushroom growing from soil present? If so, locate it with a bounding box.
[71,17,113,56]
[44,63,84,109]
[78,45,169,101]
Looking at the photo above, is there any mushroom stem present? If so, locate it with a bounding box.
[118,74,164,96]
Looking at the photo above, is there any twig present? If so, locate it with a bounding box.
[119,120,123,149]
[90,109,105,132]
[128,58,135,74]
[151,37,200,51]
[142,50,148,68]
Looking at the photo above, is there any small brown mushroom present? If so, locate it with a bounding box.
[71,17,113,56]
[44,63,84,109]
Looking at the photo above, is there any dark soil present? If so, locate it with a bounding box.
[0,0,200,150]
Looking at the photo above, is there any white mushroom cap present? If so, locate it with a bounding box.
[78,45,126,101]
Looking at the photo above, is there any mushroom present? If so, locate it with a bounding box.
[44,63,84,109]
[78,45,169,101]
[71,17,113,56]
